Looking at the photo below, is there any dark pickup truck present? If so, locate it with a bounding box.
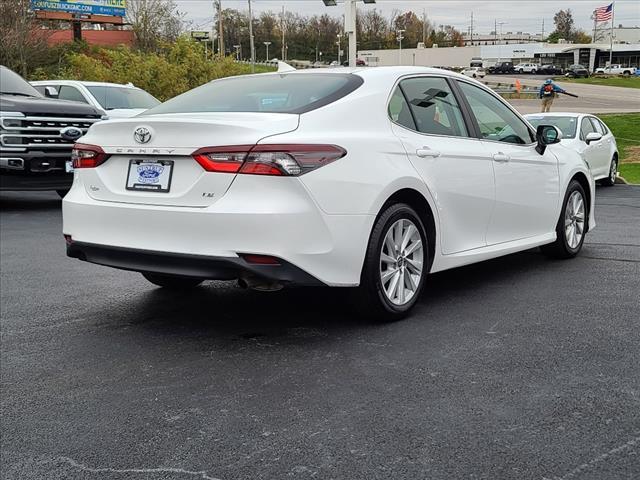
[488,62,515,74]
[1,65,103,196]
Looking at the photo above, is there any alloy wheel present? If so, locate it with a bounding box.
[379,219,424,306]
[610,159,617,184]
[564,190,585,249]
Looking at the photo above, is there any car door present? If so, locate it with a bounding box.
[455,80,560,245]
[389,75,495,254]
[588,116,613,175]
[579,116,608,177]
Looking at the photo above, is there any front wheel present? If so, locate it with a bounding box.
[355,203,429,321]
[519,68,524,73]
[601,157,618,186]
[541,180,588,259]
[142,272,203,289]
[531,69,537,74]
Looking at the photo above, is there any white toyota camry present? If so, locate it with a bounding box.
[63,67,595,320]
[525,112,619,186]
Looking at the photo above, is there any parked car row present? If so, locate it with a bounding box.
[0,66,158,196]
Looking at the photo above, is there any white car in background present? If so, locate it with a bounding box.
[460,67,486,79]
[31,80,160,119]
[525,112,619,186]
[63,67,595,320]
[514,63,539,74]
[594,64,636,76]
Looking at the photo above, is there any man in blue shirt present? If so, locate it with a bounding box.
[539,78,566,112]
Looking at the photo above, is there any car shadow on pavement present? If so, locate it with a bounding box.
[0,192,61,211]
[111,249,550,344]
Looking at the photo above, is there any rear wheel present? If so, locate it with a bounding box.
[531,69,537,74]
[142,272,203,289]
[355,203,428,321]
[519,68,524,73]
[541,180,588,259]
[601,157,618,186]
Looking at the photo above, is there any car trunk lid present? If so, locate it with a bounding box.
[78,113,299,207]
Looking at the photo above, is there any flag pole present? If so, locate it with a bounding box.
[609,2,615,67]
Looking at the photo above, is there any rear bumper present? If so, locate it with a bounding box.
[67,241,324,286]
[63,174,375,286]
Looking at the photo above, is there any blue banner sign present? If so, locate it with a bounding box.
[30,0,126,17]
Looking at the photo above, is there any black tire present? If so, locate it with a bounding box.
[531,69,537,75]
[541,180,588,259]
[142,272,203,289]
[601,156,618,187]
[519,68,524,73]
[56,189,69,198]
[472,73,477,78]
[354,203,429,322]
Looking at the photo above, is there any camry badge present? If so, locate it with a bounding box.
[134,126,152,144]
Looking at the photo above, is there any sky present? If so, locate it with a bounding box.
[177,0,640,34]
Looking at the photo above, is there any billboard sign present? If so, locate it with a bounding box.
[30,0,126,17]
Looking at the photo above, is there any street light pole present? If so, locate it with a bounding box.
[323,1,376,68]
[248,0,255,72]
[337,34,342,64]
[397,29,405,65]
[263,41,271,62]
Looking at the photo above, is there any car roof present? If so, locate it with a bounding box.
[263,65,474,82]
[524,112,584,118]
[31,80,141,89]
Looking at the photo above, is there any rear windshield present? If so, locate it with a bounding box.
[143,73,363,115]
[526,115,578,139]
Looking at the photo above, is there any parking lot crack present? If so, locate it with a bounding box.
[546,433,640,480]
[56,456,221,480]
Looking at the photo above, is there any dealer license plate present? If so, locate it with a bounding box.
[126,159,174,193]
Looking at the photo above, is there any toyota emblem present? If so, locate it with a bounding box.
[134,126,152,144]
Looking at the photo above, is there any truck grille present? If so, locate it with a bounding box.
[0,115,102,152]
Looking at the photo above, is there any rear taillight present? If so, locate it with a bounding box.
[192,145,253,173]
[71,143,107,168]
[192,144,346,176]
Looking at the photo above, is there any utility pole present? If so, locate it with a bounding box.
[494,19,497,45]
[281,5,286,61]
[470,11,473,46]
[542,18,545,42]
[609,2,615,67]
[216,0,224,55]
[248,0,255,72]
[397,29,405,65]
[344,0,357,67]
[497,22,505,64]
[422,9,427,45]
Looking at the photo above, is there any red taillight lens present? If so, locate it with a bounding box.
[192,145,254,173]
[71,143,107,168]
[240,254,281,265]
[192,144,346,176]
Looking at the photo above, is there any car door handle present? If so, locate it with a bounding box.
[416,147,441,158]
[492,153,510,163]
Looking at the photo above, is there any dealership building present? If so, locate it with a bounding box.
[359,42,640,72]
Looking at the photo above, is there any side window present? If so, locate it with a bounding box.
[458,81,534,144]
[58,86,88,104]
[589,117,605,135]
[580,117,596,141]
[397,77,468,137]
[388,86,416,130]
[597,119,609,135]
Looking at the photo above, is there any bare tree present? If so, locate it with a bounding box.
[126,0,184,51]
[0,0,50,76]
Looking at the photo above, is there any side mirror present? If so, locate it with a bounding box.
[585,132,602,144]
[535,125,562,155]
[44,86,58,98]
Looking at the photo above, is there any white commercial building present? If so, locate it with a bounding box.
[359,42,640,71]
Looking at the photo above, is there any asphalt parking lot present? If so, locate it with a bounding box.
[1,186,639,480]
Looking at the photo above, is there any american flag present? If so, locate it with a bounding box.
[595,3,613,22]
